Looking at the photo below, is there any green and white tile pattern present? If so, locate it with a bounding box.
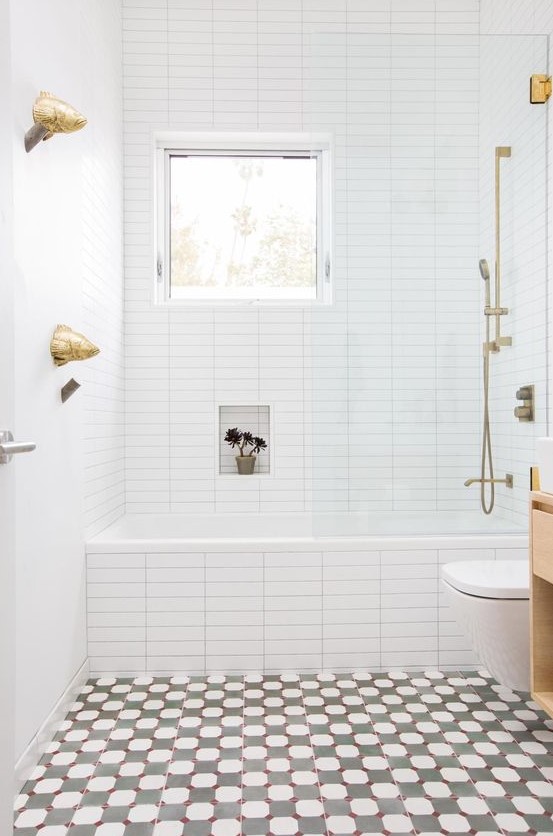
[14,671,553,836]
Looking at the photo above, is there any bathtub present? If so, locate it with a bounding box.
[86,511,528,677]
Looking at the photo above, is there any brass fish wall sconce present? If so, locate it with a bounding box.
[25,91,87,153]
[50,325,99,367]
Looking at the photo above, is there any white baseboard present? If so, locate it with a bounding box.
[14,657,90,792]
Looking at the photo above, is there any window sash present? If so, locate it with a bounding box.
[155,138,331,306]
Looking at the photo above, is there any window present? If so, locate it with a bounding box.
[155,135,331,304]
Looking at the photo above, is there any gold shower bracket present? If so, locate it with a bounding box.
[530,75,552,104]
[487,145,512,353]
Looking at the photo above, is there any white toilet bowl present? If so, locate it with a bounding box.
[441,560,530,691]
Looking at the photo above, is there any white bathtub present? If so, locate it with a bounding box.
[88,510,525,547]
[86,512,528,677]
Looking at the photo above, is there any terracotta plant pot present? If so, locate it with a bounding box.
[235,455,256,475]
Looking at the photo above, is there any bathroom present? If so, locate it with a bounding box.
[3,0,553,833]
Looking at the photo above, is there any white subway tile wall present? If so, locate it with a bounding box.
[478,30,549,526]
[479,3,553,523]
[122,0,484,517]
[480,0,553,36]
[87,535,528,675]
[82,1,125,536]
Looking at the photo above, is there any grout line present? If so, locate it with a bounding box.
[351,673,417,835]
[65,675,142,829]
[203,553,207,676]
[321,554,324,667]
[262,552,266,673]
[144,554,148,674]
[378,550,382,669]
[238,674,246,836]
[300,0,304,134]
[345,0,350,514]
[389,9,395,512]
[165,0,168,127]
[152,675,191,830]
[302,307,306,513]
[433,0,438,513]
[256,0,259,133]
[297,674,331,836]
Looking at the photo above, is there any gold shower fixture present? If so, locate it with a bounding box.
[530,75,552,104]
[25,91,87,153]
[483,146,512,354]
[50,325,99,367]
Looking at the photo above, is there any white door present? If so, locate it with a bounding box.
[0,2,17,831]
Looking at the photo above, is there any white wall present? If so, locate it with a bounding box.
[80,3,126,537]
[0,2,17,826]
[479,0,553,525]
[478,34,548,525]
[123,0,482,516]
[11,0,123,760]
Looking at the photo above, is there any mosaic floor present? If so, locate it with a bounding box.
[14,670,553,836]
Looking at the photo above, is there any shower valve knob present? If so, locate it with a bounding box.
[514,406,532,420]
[514,384,534,422]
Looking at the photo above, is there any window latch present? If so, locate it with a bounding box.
[325,254,331,282]
[156,256,163,283]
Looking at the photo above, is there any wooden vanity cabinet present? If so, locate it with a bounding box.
[531,491,553,717]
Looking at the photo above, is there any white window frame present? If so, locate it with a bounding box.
[154,132,333,306]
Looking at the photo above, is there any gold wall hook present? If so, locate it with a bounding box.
[50,325,99,367]
[530,74,552,104]
[25,91,87,152]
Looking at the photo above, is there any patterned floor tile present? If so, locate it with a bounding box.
[14,670,553,835]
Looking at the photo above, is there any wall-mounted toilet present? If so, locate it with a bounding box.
[441,561,530,691]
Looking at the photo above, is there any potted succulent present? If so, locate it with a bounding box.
[224,428,267,475]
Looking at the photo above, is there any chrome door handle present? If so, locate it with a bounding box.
[0,430,36,464]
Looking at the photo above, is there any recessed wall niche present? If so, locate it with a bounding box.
[218,405,271,475]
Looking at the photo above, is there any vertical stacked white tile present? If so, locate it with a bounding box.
[309,0,482,518]
[88,553,147,674]
[390,14,438,513]
[81,0,125,536]
[322,550,380,669]
[170,310,215,511]
[308,3,349,513]
[124,0,171,513]
[478,4,550,526]
[343,5,393,513]
[381,549,439,668]
[87,536,532,675]
[435,4,481,512]
[206,553,264,671]
[148,552,206,672]
[265,551,323,669]
[260,5,312,511]
[493,0,553,496]
[122,0,482,516]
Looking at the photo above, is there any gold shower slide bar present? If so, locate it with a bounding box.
[488,146,512,353]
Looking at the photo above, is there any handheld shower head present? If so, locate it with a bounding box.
[479,258,490,281]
